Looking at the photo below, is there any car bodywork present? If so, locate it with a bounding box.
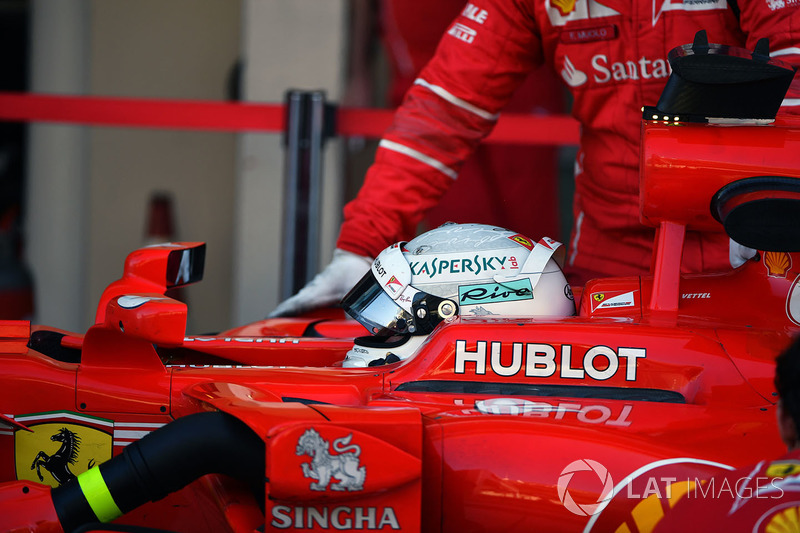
[0,116,798,533]
[3,39,800,531]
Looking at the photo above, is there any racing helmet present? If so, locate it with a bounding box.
[341,223,575,367]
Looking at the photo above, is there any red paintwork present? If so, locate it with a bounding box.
[1,118,799,533]
[639,118,800,232]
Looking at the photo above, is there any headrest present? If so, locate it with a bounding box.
[646,30,796,122]
[711,176,800,252]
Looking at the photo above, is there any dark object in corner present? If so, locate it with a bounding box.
[645,30,796,122]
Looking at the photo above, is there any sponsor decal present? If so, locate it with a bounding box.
[756,503,800,532]
[374,258,387,278]
[591,54,671,83]
[271,505,400,530]
[766,0,800,9]
[13,412,113,488]
[448,22,477,44]
[509,233,534,250]
[552,0,579,16]
[409,253,513,280]
[560,24,618,44]
[562,55,588,87]
[765,251,792,278]
[472,398,633,426]
[296,428,366,492]
[9,413,162,476]
[546,0,621,27]
[560,53,673,88]
[385,275,403,294]
[652,0,727,24]
[558,459,614,516]
[461,2,488,23]
[565,284,575,301]
[765,460,800,478]
[787,275,800,326]
[184,336,299,344]
[459,279,533,305]
[454,340,646,381]
[590,291,636,312]
[681,292,710,299]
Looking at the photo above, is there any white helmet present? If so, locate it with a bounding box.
[341,223,575,367]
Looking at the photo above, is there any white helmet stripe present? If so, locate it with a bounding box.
[493,238,564,291]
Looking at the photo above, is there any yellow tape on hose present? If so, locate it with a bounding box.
[77,466,122,522]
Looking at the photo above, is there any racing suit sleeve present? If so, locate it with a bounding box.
[336,0,545,259]
[735,0,800,115]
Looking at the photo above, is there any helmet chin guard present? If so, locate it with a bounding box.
[343,334,429,367]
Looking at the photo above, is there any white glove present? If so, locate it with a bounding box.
[729,239,757,269]
[268,248,372,317]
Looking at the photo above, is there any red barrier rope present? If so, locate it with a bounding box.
[0,92,579,145]
[0,93,284,132]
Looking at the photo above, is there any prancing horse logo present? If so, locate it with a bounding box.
[295,428,366,492]
[30,427,95,485]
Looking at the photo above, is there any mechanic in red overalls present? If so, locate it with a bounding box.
[653,336,800,532]
[364,0,564,239]
[271,0,800,317]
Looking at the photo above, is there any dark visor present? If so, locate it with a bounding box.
[341,273,414,336]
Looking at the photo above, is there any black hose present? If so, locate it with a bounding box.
[51,411,265,533]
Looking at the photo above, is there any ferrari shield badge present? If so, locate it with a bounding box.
[296,428,366,492]
[13,411,113,488]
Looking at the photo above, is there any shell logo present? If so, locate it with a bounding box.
[551,0,579,16]
[614,479,698,532]
[765,252,792,278]
[558,459,614,516]
[756,503,800,532]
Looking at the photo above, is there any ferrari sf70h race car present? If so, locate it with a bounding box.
[2,34,800,533]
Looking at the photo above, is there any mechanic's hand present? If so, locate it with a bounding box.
[268,248,372,318]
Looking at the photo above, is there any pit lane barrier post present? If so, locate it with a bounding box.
[281,90,336,299]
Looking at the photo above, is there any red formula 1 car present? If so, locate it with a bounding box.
[3,40,800,533]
